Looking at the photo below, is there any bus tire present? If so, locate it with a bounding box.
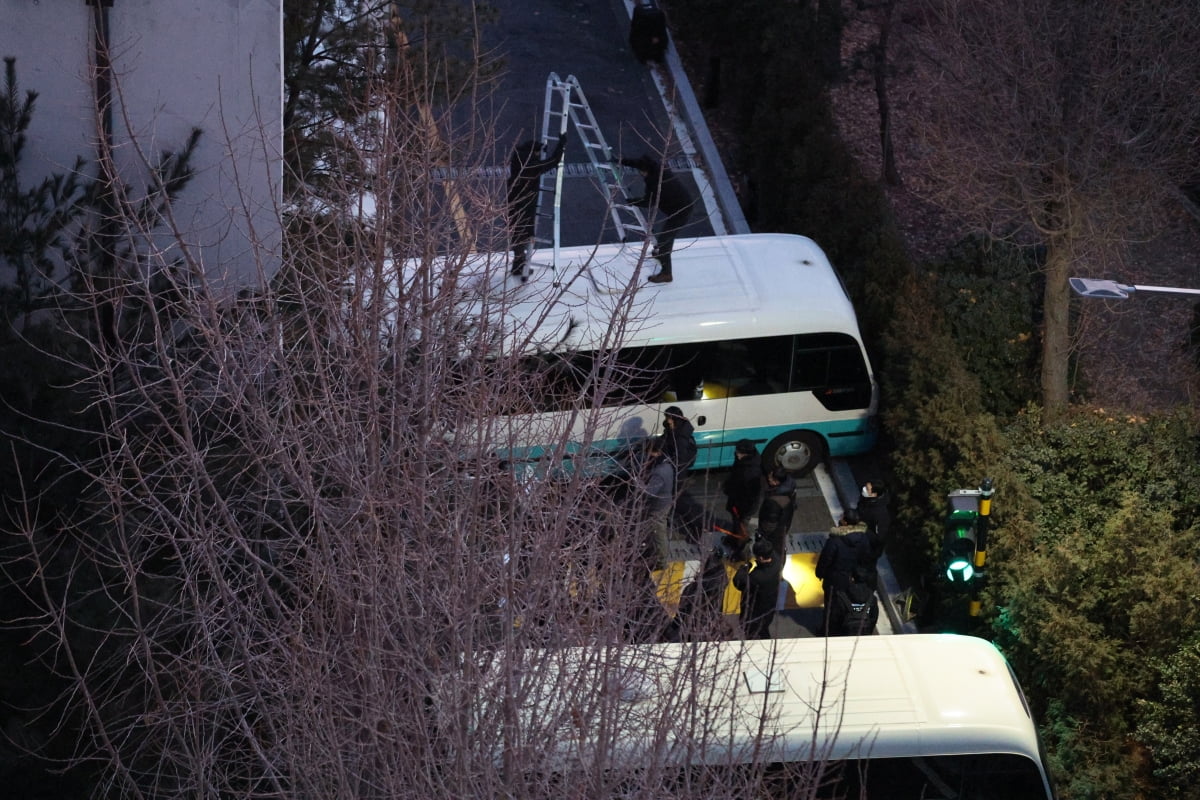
[763,431,824,477]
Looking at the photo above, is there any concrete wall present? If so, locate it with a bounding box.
[3,0,282,291]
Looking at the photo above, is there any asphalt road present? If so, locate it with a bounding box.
[479,0,719,252]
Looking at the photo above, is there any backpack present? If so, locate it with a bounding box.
[837,583,877,635]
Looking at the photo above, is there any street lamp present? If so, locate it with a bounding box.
[1069,277,1200,300]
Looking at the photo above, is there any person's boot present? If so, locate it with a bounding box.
[510,247,528,281]
[648,252,672,283]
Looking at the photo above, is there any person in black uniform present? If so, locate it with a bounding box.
[722,439,763,531]
[856,479,891,556]
[758,467,797,558]
[620,155,694,283]
[660,406,697,476]
[816,530,871,608]
[733,538,782,639]
[506,136,566,280]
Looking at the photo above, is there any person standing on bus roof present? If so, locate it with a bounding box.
[506,135,566,281]
[733,538,782,639]
[620,155,694,284]
[723,439,763,531]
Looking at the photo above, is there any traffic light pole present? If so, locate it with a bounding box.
[969,479,994,617]
[943,479,995,617]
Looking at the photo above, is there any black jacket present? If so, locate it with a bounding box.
[816,532,871,586]
[759,473,797,535]
[629,161,694,222]
[722,452,763,519]
[829,580,879,636]
[662,417,697,473]
[857,491,891,544]
[734,557,782,625]
[506,138,566,233]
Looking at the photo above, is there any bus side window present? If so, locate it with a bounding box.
[602,345,671,406]
[744,335,792,395]
[662,343,706,402]
[523,351,595,412]
[792,333,873,410]
[707,336,791,397]
[791,347,832,391]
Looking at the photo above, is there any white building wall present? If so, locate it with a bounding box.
[3,0,282,291]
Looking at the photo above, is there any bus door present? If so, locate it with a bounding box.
[653,341,730,471]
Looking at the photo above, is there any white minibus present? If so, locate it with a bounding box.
[483,233,878,475]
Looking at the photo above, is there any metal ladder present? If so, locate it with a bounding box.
[535,73,650,283]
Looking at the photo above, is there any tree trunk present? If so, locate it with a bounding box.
[1040,240,1071,422]
[816,0,844,82]
[875,0,901,186]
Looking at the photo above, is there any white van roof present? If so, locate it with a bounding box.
[482,233,863,354]
[462,634,1043,768]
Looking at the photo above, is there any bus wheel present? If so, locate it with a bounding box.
[764,431,824,477]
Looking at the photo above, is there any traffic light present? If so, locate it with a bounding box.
[943,481,993,586]
[940,481,995,622]
[943,509,979,583]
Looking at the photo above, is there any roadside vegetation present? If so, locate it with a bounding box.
[675,1,1200,797]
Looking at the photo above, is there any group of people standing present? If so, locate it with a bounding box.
[634,407,891,641]
[642,421,801,640]
[721,439,797,639]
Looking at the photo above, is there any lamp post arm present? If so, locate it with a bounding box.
[1070,277,1200,300]
[1131,284,1200,297]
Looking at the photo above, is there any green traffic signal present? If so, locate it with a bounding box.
[943,511,979,583]
[945,555,975,582]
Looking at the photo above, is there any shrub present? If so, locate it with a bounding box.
[927,236,1041,417]
[990,407,1200,799]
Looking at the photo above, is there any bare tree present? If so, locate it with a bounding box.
[912,0,1200,420]
[869,0,903,187]
[283,0,497,208]
[0,12,866,800]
